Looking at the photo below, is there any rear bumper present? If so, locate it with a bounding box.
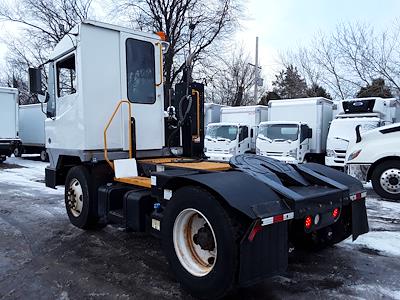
[346,163,370,183]
[0,139,21,156]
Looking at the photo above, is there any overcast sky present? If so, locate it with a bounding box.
[1,0,400,87]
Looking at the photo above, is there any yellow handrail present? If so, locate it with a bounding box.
[104,100,133,170]
[155,42,163,87]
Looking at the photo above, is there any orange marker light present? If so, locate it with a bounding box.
[156,31,167,41]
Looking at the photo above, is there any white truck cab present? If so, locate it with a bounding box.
[346,123,400,200]
[326,97,400,168]
[204,105,267,161]
[204,122,251,161]
[256,121,312,164]
[256,97,333,164]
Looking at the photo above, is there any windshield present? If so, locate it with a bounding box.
[258,124,299,141]
[329,119,380,141]
[206,125,238,141]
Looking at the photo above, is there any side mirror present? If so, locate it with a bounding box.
[28,67,44,95]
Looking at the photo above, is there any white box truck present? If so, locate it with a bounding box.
[256,97,333,164]
[204,103,224,127]
[346,123,400,200]
[326,97,400,169]
[15,103,48,161]
[0,87,20,163]
[204,105,268,161]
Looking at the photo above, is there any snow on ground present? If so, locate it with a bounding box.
[342,231,400,257]
[0,156,63,195]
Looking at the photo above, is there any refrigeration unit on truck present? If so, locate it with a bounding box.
[204,103,224,127]
[326,97,400,169]
[0,87,21,163]
[15,103,48,161]
[28,20,369,299]
[204,105,268,161]
[346,123,400,200]
[256,97,333,164]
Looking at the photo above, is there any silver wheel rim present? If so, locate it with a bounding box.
[173,208,217,277]
[40,150,47,161]
[67,178,84,217]
[380,168,400,194]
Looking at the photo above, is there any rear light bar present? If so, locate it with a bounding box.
[248,212,294,242]
[350,191,367,201]
[261,212,294,226]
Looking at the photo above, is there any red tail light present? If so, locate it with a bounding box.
[304,216,313,229]
[332,208,340,219]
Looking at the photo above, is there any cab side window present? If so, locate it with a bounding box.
[239,126,248,141]
[57,55,76,98]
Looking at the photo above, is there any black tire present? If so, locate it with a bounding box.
[65,166,99,229]
[161,186,239,299]
[371,160,400,200]
[40,149,48,162]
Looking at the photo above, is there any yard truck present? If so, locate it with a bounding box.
[256,97,333,164]
[204,105,268,161]
[14,103,48,161]
[0,87,21,163]
[29,20,369,299]
[326,97,400,169]
[346,123,400,200]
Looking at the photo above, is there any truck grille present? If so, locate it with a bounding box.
[333,149,346,163]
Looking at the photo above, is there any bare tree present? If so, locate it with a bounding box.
[281,21,400,99]
[207,46,263,106]
[0,0,93,103]
[113,0,242,85]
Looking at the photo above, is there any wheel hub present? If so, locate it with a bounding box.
[67,178,83,217]
[173,209,217,277]
[380,168,400,194]
[193,224,215,251]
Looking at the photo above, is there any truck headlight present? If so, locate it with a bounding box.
[348,149,361,161]
[326,149,335,157]
[229,148,236,154]
[288,149,297,158]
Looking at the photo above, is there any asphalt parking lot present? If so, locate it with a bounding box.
[0,157,399,299]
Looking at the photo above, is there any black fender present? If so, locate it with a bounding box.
[152,170,291,220]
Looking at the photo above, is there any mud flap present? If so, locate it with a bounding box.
[238,222,288,286]
[352,198,369,241]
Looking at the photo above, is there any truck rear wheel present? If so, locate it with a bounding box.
[371,160,400,200]
[13,147,22,157]
[40,149,48,162]
[162,186,238,299]
[65,166,99,229]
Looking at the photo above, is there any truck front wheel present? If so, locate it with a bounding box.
[65,166,99,229]
[162,186,238,299]
[371,160,400,200]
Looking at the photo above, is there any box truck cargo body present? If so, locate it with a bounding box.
[326,97,400,168]
[256,98,333,164]
[0,87,20,162]
[204,105,268,161]
[16,103,48,161]
[204,103,224,127]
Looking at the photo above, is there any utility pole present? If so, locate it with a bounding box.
[254,36,259,102]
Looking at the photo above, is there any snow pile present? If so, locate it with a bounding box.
[343,231,400,257]
[0,157,62,195]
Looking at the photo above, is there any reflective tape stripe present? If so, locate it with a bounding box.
[350,191,367,201]
[261,212,294,226]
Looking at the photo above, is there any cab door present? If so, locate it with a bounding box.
[120,33,165,151]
